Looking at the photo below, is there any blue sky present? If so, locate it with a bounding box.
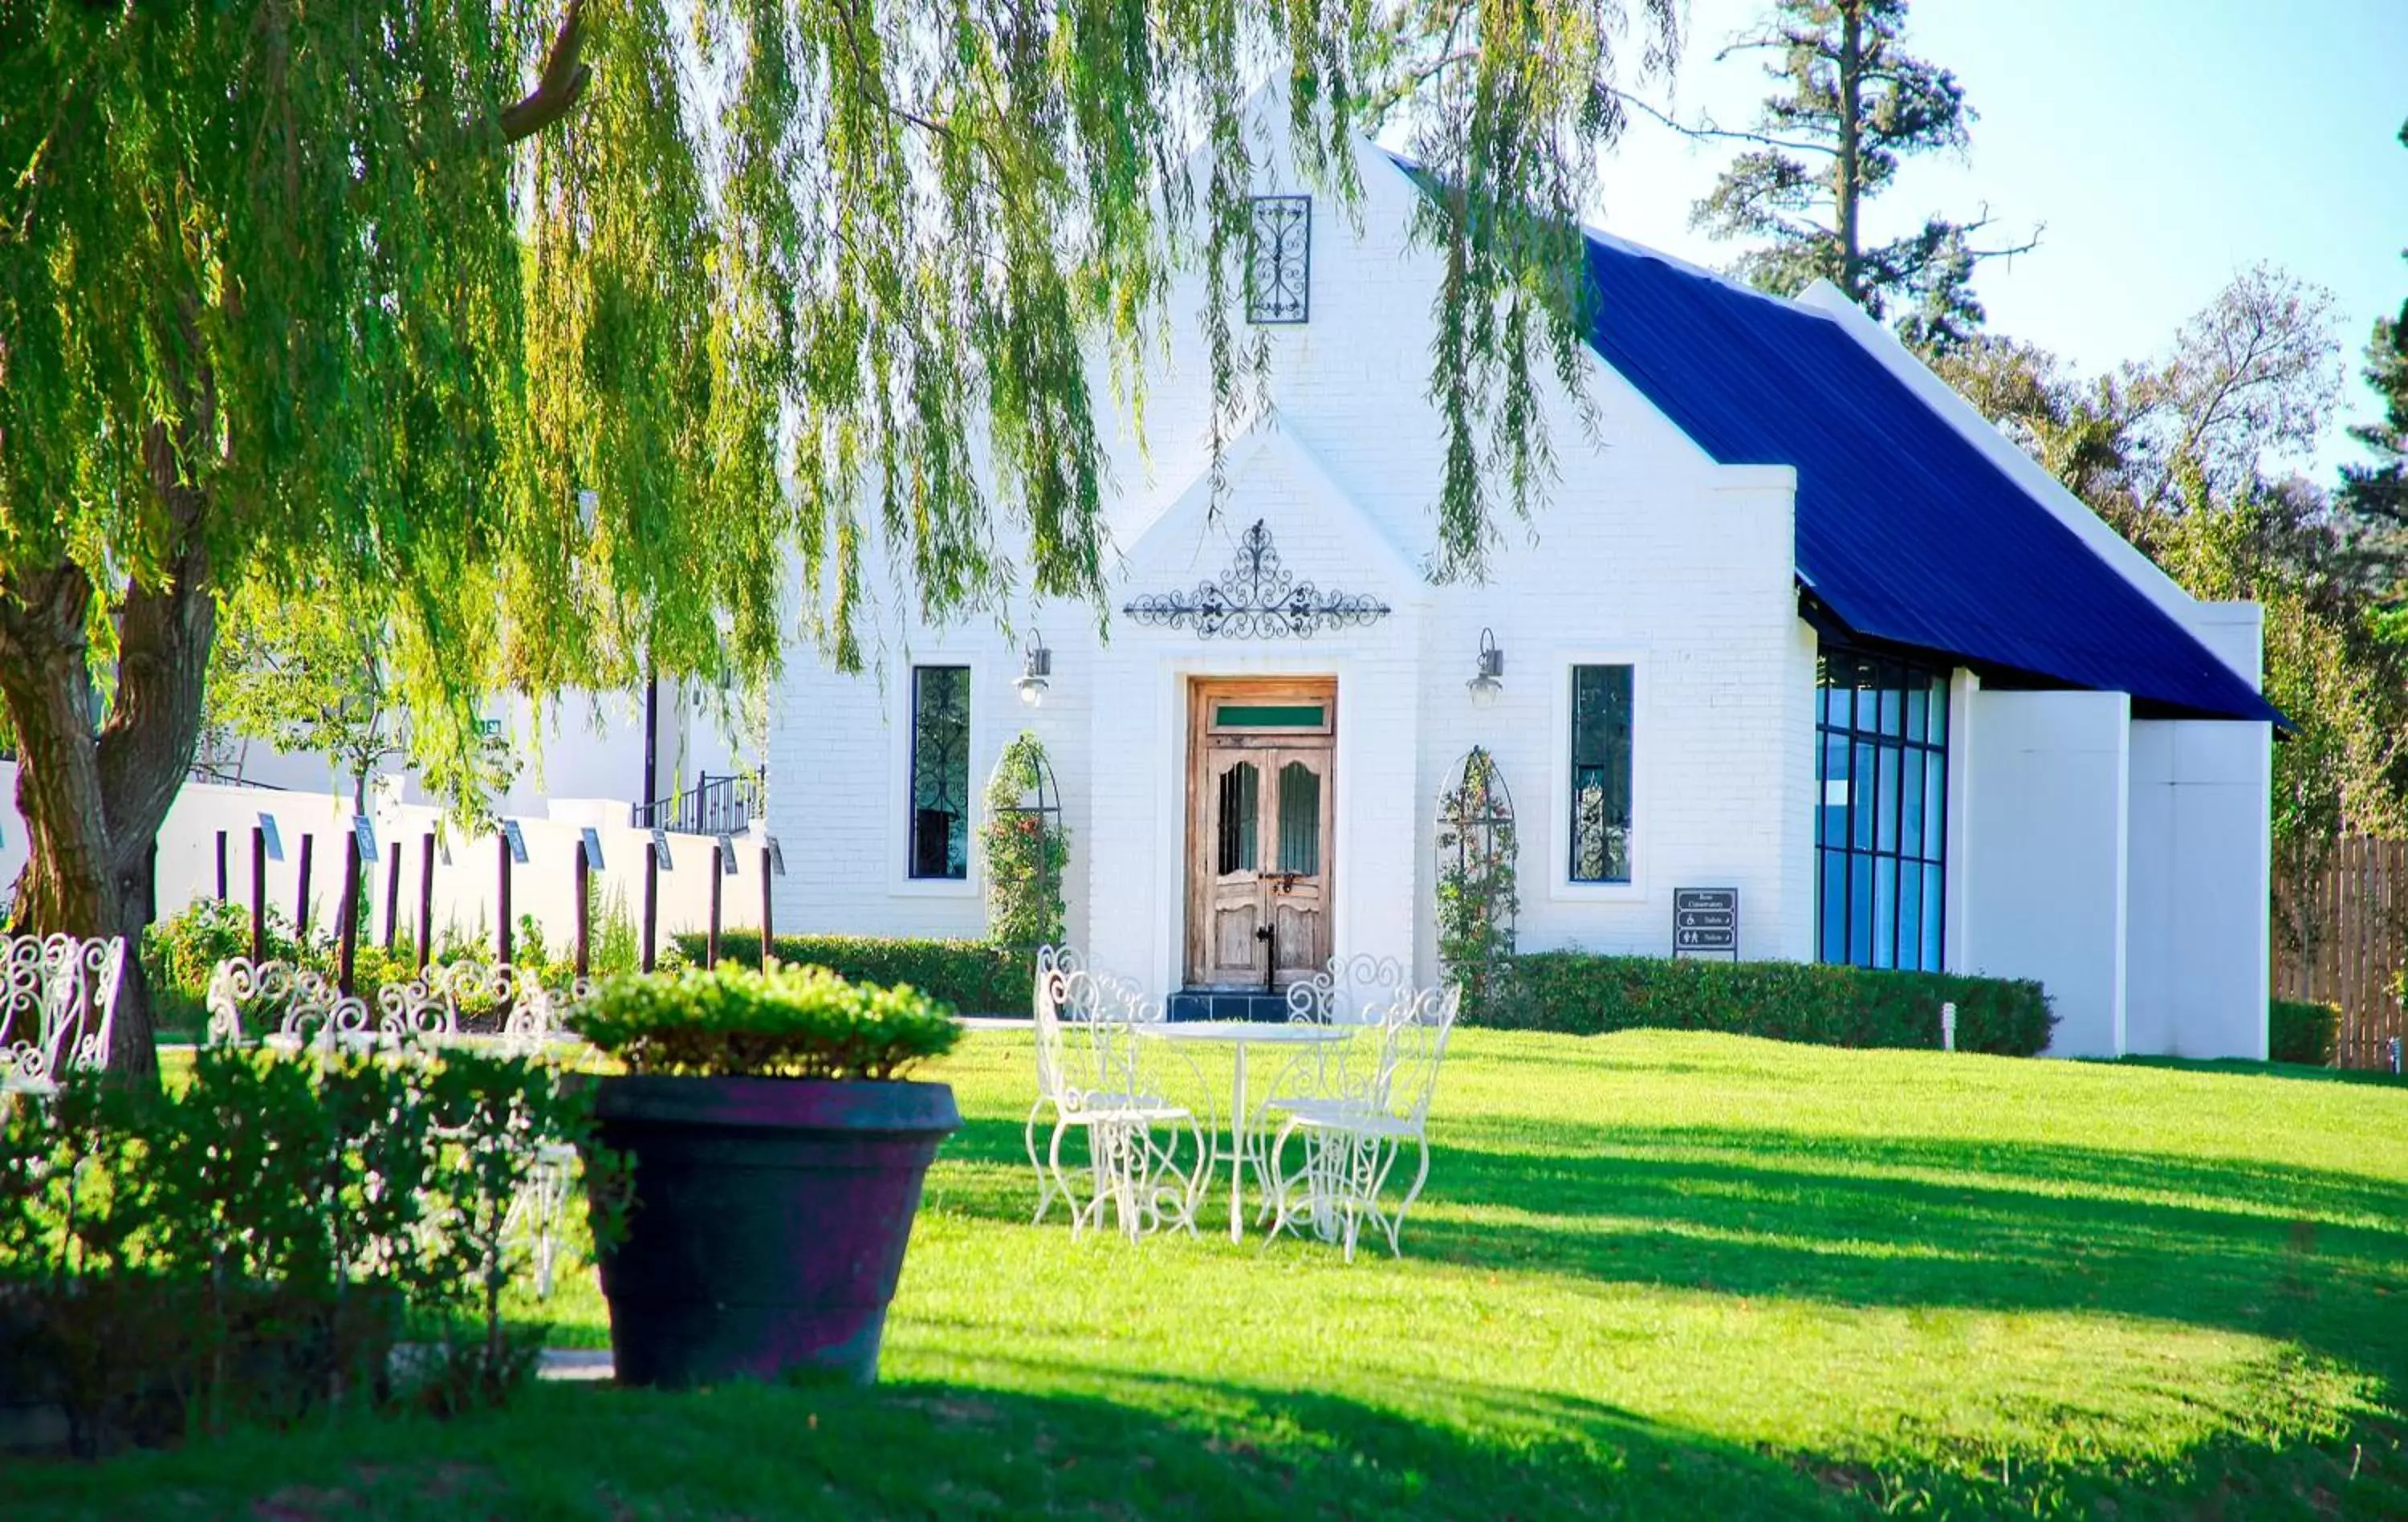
[1590,0,2408,483]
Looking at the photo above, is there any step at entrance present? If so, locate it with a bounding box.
[1168,989,1291,1023]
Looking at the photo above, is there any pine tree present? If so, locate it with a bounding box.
[2338,120,2408,539]
[1686,0,2033,350]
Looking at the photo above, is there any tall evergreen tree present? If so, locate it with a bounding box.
[0,0,1678,1080]
[1684,0,2033,349]
[2338,120,2408,539]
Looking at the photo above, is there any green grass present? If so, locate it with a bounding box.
[9,1029,2406,1518]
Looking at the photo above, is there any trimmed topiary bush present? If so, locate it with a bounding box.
[2268,999,2340,1066]
[1499,953,2055,1056]
[681,933,1032,1015]
[577,966,961,1080]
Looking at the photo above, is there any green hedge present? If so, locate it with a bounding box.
[677,932,1034,1015]
[2269,999,2340,1066]
[1500,953,2056,1056]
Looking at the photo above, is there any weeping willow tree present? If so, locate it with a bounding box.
[1,0,1677,1080]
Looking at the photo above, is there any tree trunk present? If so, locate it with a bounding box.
[0,425,218,1089]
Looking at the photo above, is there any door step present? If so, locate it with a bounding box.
[1168,989,1291,1023]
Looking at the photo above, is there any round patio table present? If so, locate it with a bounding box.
[1133,1019,1352,1243]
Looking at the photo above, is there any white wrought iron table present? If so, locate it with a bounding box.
[1133,1019,1352,1243]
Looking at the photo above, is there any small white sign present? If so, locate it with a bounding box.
[650,827,673,873]
[717,833,740,876]
[767,836,787,877]
[580,827,605,871]
[352,815,380,865]
[258,812,284,862]
[501,819,529,865]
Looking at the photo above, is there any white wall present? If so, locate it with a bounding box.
[197,681,754,823]
[2126,718,2273,1059]
[1959,689,2132,1056]
[761,122,1817,991]
[0,763,742,959]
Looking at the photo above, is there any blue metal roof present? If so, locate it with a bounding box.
[1569,232,2283,726]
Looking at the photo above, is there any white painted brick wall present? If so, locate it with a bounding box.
[767,123,1817,986]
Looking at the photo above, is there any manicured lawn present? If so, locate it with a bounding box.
[9,1029,2406,1518]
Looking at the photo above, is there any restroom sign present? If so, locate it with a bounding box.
[1674,888,1739,958]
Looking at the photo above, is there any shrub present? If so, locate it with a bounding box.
[2269,999,2340,1065]
[1500,952,2055,1056]
[981,731,1069,947]
[576,966,961,1080]
[0,1044,604,1454]
[685,932,1032,1015]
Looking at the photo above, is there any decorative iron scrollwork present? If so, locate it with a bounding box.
[1246,195,1312,324]
[1123,519,1390,638]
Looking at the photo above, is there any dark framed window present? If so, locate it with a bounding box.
[1568,665,1634,884]
[908,665,970,880]
[1814,650,1949,971]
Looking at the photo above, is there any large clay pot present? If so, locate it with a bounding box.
[588,1075,960,1388]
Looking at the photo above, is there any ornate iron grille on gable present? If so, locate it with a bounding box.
[1123,520,1389,638]
[1246,195,1311,324]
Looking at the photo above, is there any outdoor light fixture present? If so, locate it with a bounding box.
[1467,627,1505,708]
[1015,633,1053,707]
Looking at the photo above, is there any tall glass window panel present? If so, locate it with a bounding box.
[908,666,970,880]
[1218,763,1260,874]
[1812,652,1950,971]
[1568,665,1634,883]
[1276,762,1320,875]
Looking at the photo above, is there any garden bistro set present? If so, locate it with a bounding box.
[1027,946,1459,1262]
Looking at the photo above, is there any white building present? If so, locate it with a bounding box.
[763,124,2280,1060]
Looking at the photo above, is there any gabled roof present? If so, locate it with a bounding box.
[1569,230,2284,726]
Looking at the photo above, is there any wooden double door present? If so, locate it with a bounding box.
[1186,680,1336,989]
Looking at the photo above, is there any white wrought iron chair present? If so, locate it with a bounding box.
[1264,981,1461,1262]
[1027,946,1205,1241]
[1,934,126,1097]
[205,957,377,1054]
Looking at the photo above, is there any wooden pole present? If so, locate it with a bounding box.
[214,830,229,901]
[759,843,774,970]
[383,849,403,950]
[417,832,436,971]
[706,841,723,970]
[295,834,315,937]
[497,831,514,965]
[574,839,592,978]
[641,840,659,972]
[336,831,362,995]
[250,828,267,962]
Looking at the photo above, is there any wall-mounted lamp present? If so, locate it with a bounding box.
[1015,633,1053,708]
[1467,628,1504,709]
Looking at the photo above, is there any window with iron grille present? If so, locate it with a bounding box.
[1568,665,1633,884]
[1246,195,1311,324]
[1814,650,1950,971]
[908,665,970,880]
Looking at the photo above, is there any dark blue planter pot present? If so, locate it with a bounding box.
[588,1075,960,1389]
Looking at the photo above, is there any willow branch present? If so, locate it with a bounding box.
[499,0,592,144]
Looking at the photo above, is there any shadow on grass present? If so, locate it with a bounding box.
[2,1357,1852,1520]
[929,1110,2408,1389]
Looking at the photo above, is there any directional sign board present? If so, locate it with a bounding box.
[1673,887,1739,958]
[717,833,741,876]
[501,819,529,865]
[257,812,284,862]
[650,826,673,872]
[580,827,605,872]
[352,815,380,865]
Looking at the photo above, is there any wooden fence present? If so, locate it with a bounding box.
[2272,834,2408,1069]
